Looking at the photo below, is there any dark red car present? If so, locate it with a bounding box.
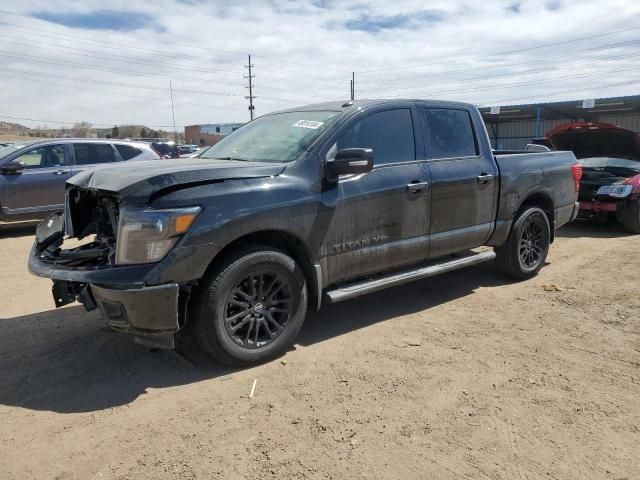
[547,122,640,233]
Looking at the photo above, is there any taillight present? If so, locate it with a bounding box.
[571,163,582,193]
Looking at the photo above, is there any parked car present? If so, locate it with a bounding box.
[177,145,193,156]
[546,122,640,233]
[150,141,179,158]
[187,145,211,158]
[29,99,579,365]
[0,139,159,225]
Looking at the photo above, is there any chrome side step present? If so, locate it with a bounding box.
[325,250,496,304]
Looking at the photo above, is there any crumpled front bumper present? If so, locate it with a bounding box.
[27,216,184,349]
[29,249,182,347]
[90,283,180,348]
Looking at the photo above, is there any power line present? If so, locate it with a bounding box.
[0,35,243,77]
[375,64,640,100]
[358,38,640,86]
[0,22,243,67]
[0,114,188,128]
[0,44,345,98]
[0,10,248,57]
[0,66,244,97]
[478,79,640,106]
[257,65,347,84]
[0,52,243,87]
[0,70,243,111]
[252,54,351,74]
[0,68,327,107]
[357,49,640,95]
[0,16,350,75]
[359,25,640,74]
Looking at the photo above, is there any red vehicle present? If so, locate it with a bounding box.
[546,122,640,233]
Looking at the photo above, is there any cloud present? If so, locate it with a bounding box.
[507,3,522,13]
[344,10,445,33]
[32,9,162,32]
[0,0,639,129]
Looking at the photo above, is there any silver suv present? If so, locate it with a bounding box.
[0,139,160,225]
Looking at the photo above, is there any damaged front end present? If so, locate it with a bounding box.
[29,187,192,349]
[37,188,120,269]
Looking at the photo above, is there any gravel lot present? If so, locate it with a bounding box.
[1,221,638,480]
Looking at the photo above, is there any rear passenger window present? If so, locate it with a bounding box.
[424,109,477,159]
[336,109,415,165]
[115,144,142,160]
[74,143,118,165]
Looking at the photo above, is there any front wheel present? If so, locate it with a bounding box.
[495,207,551,280]
[192,246,308,366]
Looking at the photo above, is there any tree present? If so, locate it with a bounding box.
[111,125,119,138]
[139,126,148,139]
[71,121,93,138]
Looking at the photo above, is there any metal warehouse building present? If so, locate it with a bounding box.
[479,95,640,150]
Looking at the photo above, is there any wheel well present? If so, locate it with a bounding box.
[519,193,555,242]
[205,230,320,309]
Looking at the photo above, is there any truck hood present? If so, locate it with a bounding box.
[546,122,640,160]
[68,158,286,202]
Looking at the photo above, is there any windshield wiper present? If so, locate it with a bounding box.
[212,156,251,162]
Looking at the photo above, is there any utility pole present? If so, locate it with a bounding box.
[244,54,256,121]
[169,80,178,142]
[351,72,355,100]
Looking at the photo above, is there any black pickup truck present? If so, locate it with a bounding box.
[29,100,580,365]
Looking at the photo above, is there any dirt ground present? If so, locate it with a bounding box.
[1,221,638,480]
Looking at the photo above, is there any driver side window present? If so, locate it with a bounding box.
[15,145,66,169]
[335,109,416,165]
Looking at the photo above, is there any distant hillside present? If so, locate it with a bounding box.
[0,121,182,142]
[0,121,30,134]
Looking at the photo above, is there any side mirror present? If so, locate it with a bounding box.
[326,148,373,181]
[1,161,26,174]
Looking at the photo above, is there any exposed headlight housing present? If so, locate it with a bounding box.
[596,184,633,198]
[115,207,201,265]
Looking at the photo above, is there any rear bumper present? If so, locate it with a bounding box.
[555,201,580,229]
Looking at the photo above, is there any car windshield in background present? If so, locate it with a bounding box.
[578,157,640,173]
[0,143,30,161]
[200,111,341,163]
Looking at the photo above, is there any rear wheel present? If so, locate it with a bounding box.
[622,200,640,234]
[192,246,308,366]
[495,207,550,280]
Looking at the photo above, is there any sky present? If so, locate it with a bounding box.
[0,0,639,130]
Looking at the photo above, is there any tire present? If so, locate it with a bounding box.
[495,207,551,280]
[622,200,640,234]
[192,246,308,366]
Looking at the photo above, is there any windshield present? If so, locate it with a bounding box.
[0,143,29,161]
[200,110,341,163]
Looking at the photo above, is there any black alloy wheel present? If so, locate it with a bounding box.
[223,271,293,349]
[495,207,550,279]
[192,246,308,366]
[519,218,545,270]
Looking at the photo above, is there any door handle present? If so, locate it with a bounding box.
[53,170,70,175]
[406,181,429,193]
[477,173,494,184]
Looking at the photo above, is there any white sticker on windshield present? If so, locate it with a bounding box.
[292,120,324,129]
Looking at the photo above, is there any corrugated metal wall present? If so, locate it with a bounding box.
[598,113,640,132]
[485,112,640,150]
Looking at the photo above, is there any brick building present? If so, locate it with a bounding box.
[184,123,244,146]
